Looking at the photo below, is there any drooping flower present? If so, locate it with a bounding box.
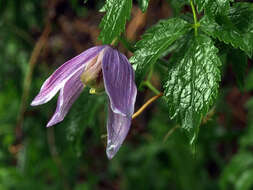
[31,45,137,159]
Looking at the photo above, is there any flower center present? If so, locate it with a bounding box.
[81,50,105,94]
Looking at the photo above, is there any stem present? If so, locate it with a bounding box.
[143,81,161,95]
[163,125,180,142]
[132,93,163,119]
[119,35,136,52]
[16,22,51,141]
[190,0,198,36]
[110,38,119,46]
[146,66,154,82]
[157,58,170,68]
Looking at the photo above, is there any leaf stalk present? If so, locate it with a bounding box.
[143,81,161,95]
[190,0,199,36]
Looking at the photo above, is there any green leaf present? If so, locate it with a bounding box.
[228,49,248,91]
[194,0,232,16]
[235,170,253,190]
[193,0,206,12]
[130,18,191,85]
[200,3,253,57]
[229,3,253,33]
[164,34,221,143]
[137,0,149,12]
[99,0,132,44]
[220,152,253,190]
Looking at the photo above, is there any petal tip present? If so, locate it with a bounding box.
[30,99,40,106]
[106,145,117,160]
[46,122,54,128]
[46,115,63,127]
[30,95,49,106]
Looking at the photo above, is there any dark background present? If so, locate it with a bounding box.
[0,0,253,189]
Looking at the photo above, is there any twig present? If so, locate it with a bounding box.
[132,93,163,119]
[163,125,180,143]
[16,22,51,141]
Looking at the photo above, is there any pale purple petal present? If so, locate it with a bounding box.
[46,67,84,127]
[31,46,105,106]
[106,102,131,159]
[102,48,137,116]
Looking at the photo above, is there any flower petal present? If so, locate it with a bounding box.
[106,103,132,159]
[102,48,137,116]
[46,68,84,127]
[31,46,105,106]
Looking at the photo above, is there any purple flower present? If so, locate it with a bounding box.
[31,45,137,159]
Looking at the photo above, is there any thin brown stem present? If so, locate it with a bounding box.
[163,125,180,143]
[16,22,51,141]
[132,92,163,120]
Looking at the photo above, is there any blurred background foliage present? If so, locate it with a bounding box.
[0,0,253,189]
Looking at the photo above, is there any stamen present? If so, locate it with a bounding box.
[89,88,97,94]
[132,92,163,120]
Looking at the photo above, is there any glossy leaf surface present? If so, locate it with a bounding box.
[99,0,132,44]
[130,18,191,85]
[164,34,221,143]
[137,0,149,12]
[200,3,253,57]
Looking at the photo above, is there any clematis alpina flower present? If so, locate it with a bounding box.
[31,45,137,159]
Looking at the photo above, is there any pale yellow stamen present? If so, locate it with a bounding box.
[89,88,97,94]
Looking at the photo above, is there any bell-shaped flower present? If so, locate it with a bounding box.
[31,45,137,159]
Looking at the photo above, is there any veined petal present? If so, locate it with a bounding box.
[46,68,84,127]
[31,46,105,106]
[106,103,132,159]
[102,48,137,116]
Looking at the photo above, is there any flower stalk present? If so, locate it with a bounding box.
[132,92,163,120]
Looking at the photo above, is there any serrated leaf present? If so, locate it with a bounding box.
[130,18,191,85]
[99,0,132,44]
[228,49,247,91]
[137,0,149,12]
[205,0,231,18]
[164,34,221,143]
[193,0,206,12]
[200,3,253,57]
[194,0,232,16]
